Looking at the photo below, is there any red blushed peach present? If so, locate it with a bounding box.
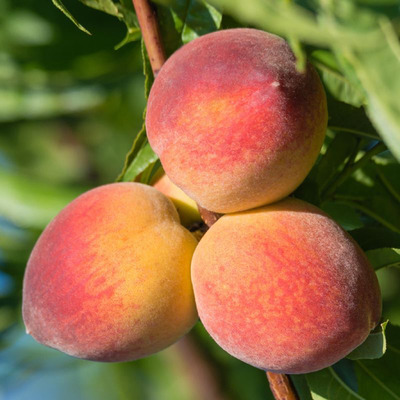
[191,198,381,374]
[146,28,327,213]
[23,183,198,362]
[153,174,201,227]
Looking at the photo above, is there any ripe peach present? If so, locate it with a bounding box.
[146,28,327,213]
[191,198,381,374]
[153,174,201,227]
[23,183,198,362]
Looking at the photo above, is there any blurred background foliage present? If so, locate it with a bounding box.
[1,0,400,399]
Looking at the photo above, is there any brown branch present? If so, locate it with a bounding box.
[267,372,299,400]
[132,1,299,399]
[132,0,166,76]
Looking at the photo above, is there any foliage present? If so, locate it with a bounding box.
[1,0,400,399]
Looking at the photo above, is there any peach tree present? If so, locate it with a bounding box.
[16,0,400,399]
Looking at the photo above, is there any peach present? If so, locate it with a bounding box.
[153,174,201,227]
[146,28,327,213]
[22,183,198,362]
[191,198,381,374]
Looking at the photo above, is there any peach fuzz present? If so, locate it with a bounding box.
[23,182,198,362]
[146,28,327,213]
[153,173,201,227]
[191,198,381,374]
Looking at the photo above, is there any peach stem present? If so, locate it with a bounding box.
[266,372,299,400]
[131,1,299,399]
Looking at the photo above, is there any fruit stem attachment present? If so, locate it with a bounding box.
[132,1,299,399]
[266,372,299,400]
[132,0,166,76]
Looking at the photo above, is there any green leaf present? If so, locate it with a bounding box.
[51,0,91,34]
[116,120,147,182]
[290,374,313,400]
[78,0,120,16]
[157,2,185,56]
[140,159,162,185]
[117,38,158,182]
[348,321,388,360]
[340,19,400,161]
[306,366,364,400]
[329,155,400,233]
[354,324,400,399]
[114,0,142,49]
[208,0,382,49]
[349,227,400,251]
[377,164,400,203]
[315,132,359,194]
[75,0,141,48]
[311,51,365,107]
[321,201,364,231]
[181,0,222,44]
[122,142,158,182]
[366,249,400,270]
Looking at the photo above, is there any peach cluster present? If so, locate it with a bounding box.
[22,28,381,376]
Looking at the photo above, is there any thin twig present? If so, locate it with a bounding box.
[132,1,299,399]
[132,0,166,76]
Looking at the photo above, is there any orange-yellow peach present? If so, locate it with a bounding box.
[153,174,201,227]
[191,198,381,374]
[22,183,198,362]
[146,28,327,213]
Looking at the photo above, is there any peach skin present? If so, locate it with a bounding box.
[191,198,381,374]
[23,182,198,362]
[146,28,327,213]
[153,173,202,227]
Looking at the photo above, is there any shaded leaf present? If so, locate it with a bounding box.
[321,201,364,231]
[354,324,400,399]
[348,321,388,360]
[181,0,222,44]
[114,0,142,49]
[290,374,313,400]
[366,249,400,271]
[314,132,359,193]
[51,0,91,34]
[349,227,400,251]
[306,365,363,400]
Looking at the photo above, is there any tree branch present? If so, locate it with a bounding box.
[132,1,299,399]
[132,0,166,76]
